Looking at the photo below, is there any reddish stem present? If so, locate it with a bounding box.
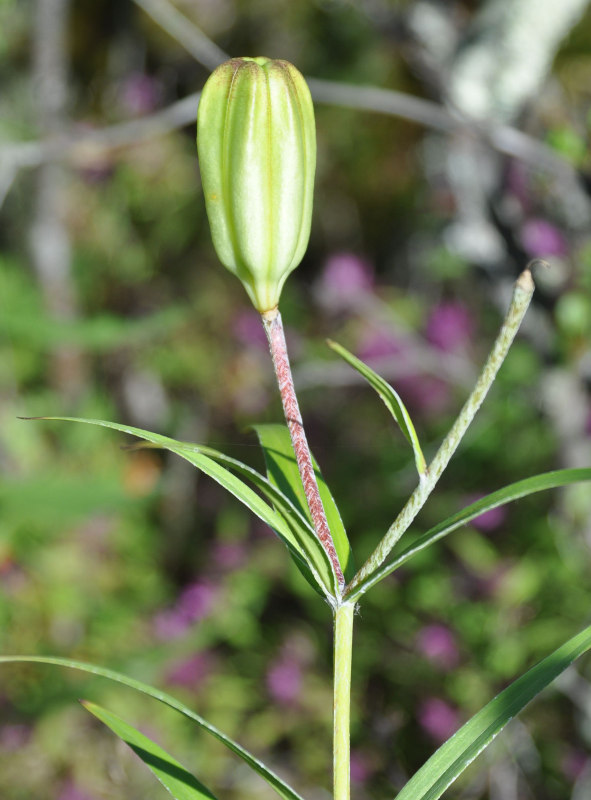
[262,308,345,592]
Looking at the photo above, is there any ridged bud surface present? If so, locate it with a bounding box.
[197,57,316,312]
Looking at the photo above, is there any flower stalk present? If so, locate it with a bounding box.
[262,307,345,594]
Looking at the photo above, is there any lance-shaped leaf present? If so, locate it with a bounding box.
[82,700,218,800]
[22,417,338,600]
[169,440,335,598]
[394,624,591,800]
[251,423,355,581]
[327,340,427,478]
[0,656,304,800]
[345,467,591,601]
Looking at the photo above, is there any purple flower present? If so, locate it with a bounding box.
[357,328,405,361]
[0,723,31,751]
[561,748,589,781]
[232,310,268,350]
[418,698,459,743]
[416,624,459,670]
[521,218,568,258]
[465,494,507,532]
[153,580,217,641]
[153,608,190,641]
[211,542,246,571]
[397,374,450,417]
[350,750,373,784]
[119,73,163,116]
[165,652,214,689]
[266,657,303,706]
[177,580,217,622]
[316,252,374,310]
[426,302,474,353]
[58,782,97,800]
[506,161,531,209]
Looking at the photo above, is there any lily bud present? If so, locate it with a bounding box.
[197,57,316,313]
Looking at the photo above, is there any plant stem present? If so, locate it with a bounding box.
[345,267,536,600]
[333,602,354,800]
[262,308,345,593]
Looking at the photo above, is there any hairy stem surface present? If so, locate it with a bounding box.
[262,308,345,592]
[334,602,354,800]
[346,267,536,599]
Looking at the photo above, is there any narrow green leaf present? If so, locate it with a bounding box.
[0,656,304,800]
[327,340,427,477]
[23,417,336,600]
[82,700,218,800]
[346,468,591,601]
[251,423,355,581]
[171,441,335,599]
[395,625,591,800]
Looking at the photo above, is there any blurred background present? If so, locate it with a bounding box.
[1,0,591,798]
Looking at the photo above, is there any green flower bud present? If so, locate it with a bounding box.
[197,57,316,313]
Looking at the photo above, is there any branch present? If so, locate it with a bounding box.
[0,0,579,199]
[345,267,536,599]
[132,0,228,70]
[2,92,200,171]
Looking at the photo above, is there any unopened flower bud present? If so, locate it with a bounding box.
[197,57,316,312]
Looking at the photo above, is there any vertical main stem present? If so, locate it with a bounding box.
[334,602,354,800]
[262,308,345,591]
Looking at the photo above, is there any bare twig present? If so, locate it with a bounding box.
[0,162,17,209]
[309,78,574,177]
[3,92,200,171]
[30,0,85,402]
[132,0,228,70]
[0,1,579,201]
[1,79,576,183]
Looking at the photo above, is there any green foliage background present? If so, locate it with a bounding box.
[1,1,591,798]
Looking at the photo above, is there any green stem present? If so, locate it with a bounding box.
[334,602,354,800]
[345,267,536,600]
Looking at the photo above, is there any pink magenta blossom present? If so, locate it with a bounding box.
[521,218,568,258]
[316,252,374,310]
[465,494,507,532]
[0,723,31,751]
[119,72,163,116]
[266,657,303,706]
[165,651,214,689]
[211,541,247,571]
[418,697,460,742]
[426,302,474,353]
[58,782,97,800]
[357,327,405,361]
[350,749,373,784]
[153,580,218,641]
[561,747,590,781]
[232,309,269,350]
[416,624,460,670]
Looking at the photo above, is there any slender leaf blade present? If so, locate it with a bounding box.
[0,656,304,800]
[171,441,334,599]
[23,417,335,599]
[252,423,355,581]
[82,700,218,800]
[346,468,591,601]
[327,340,427,478]
[395,625,591,800]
